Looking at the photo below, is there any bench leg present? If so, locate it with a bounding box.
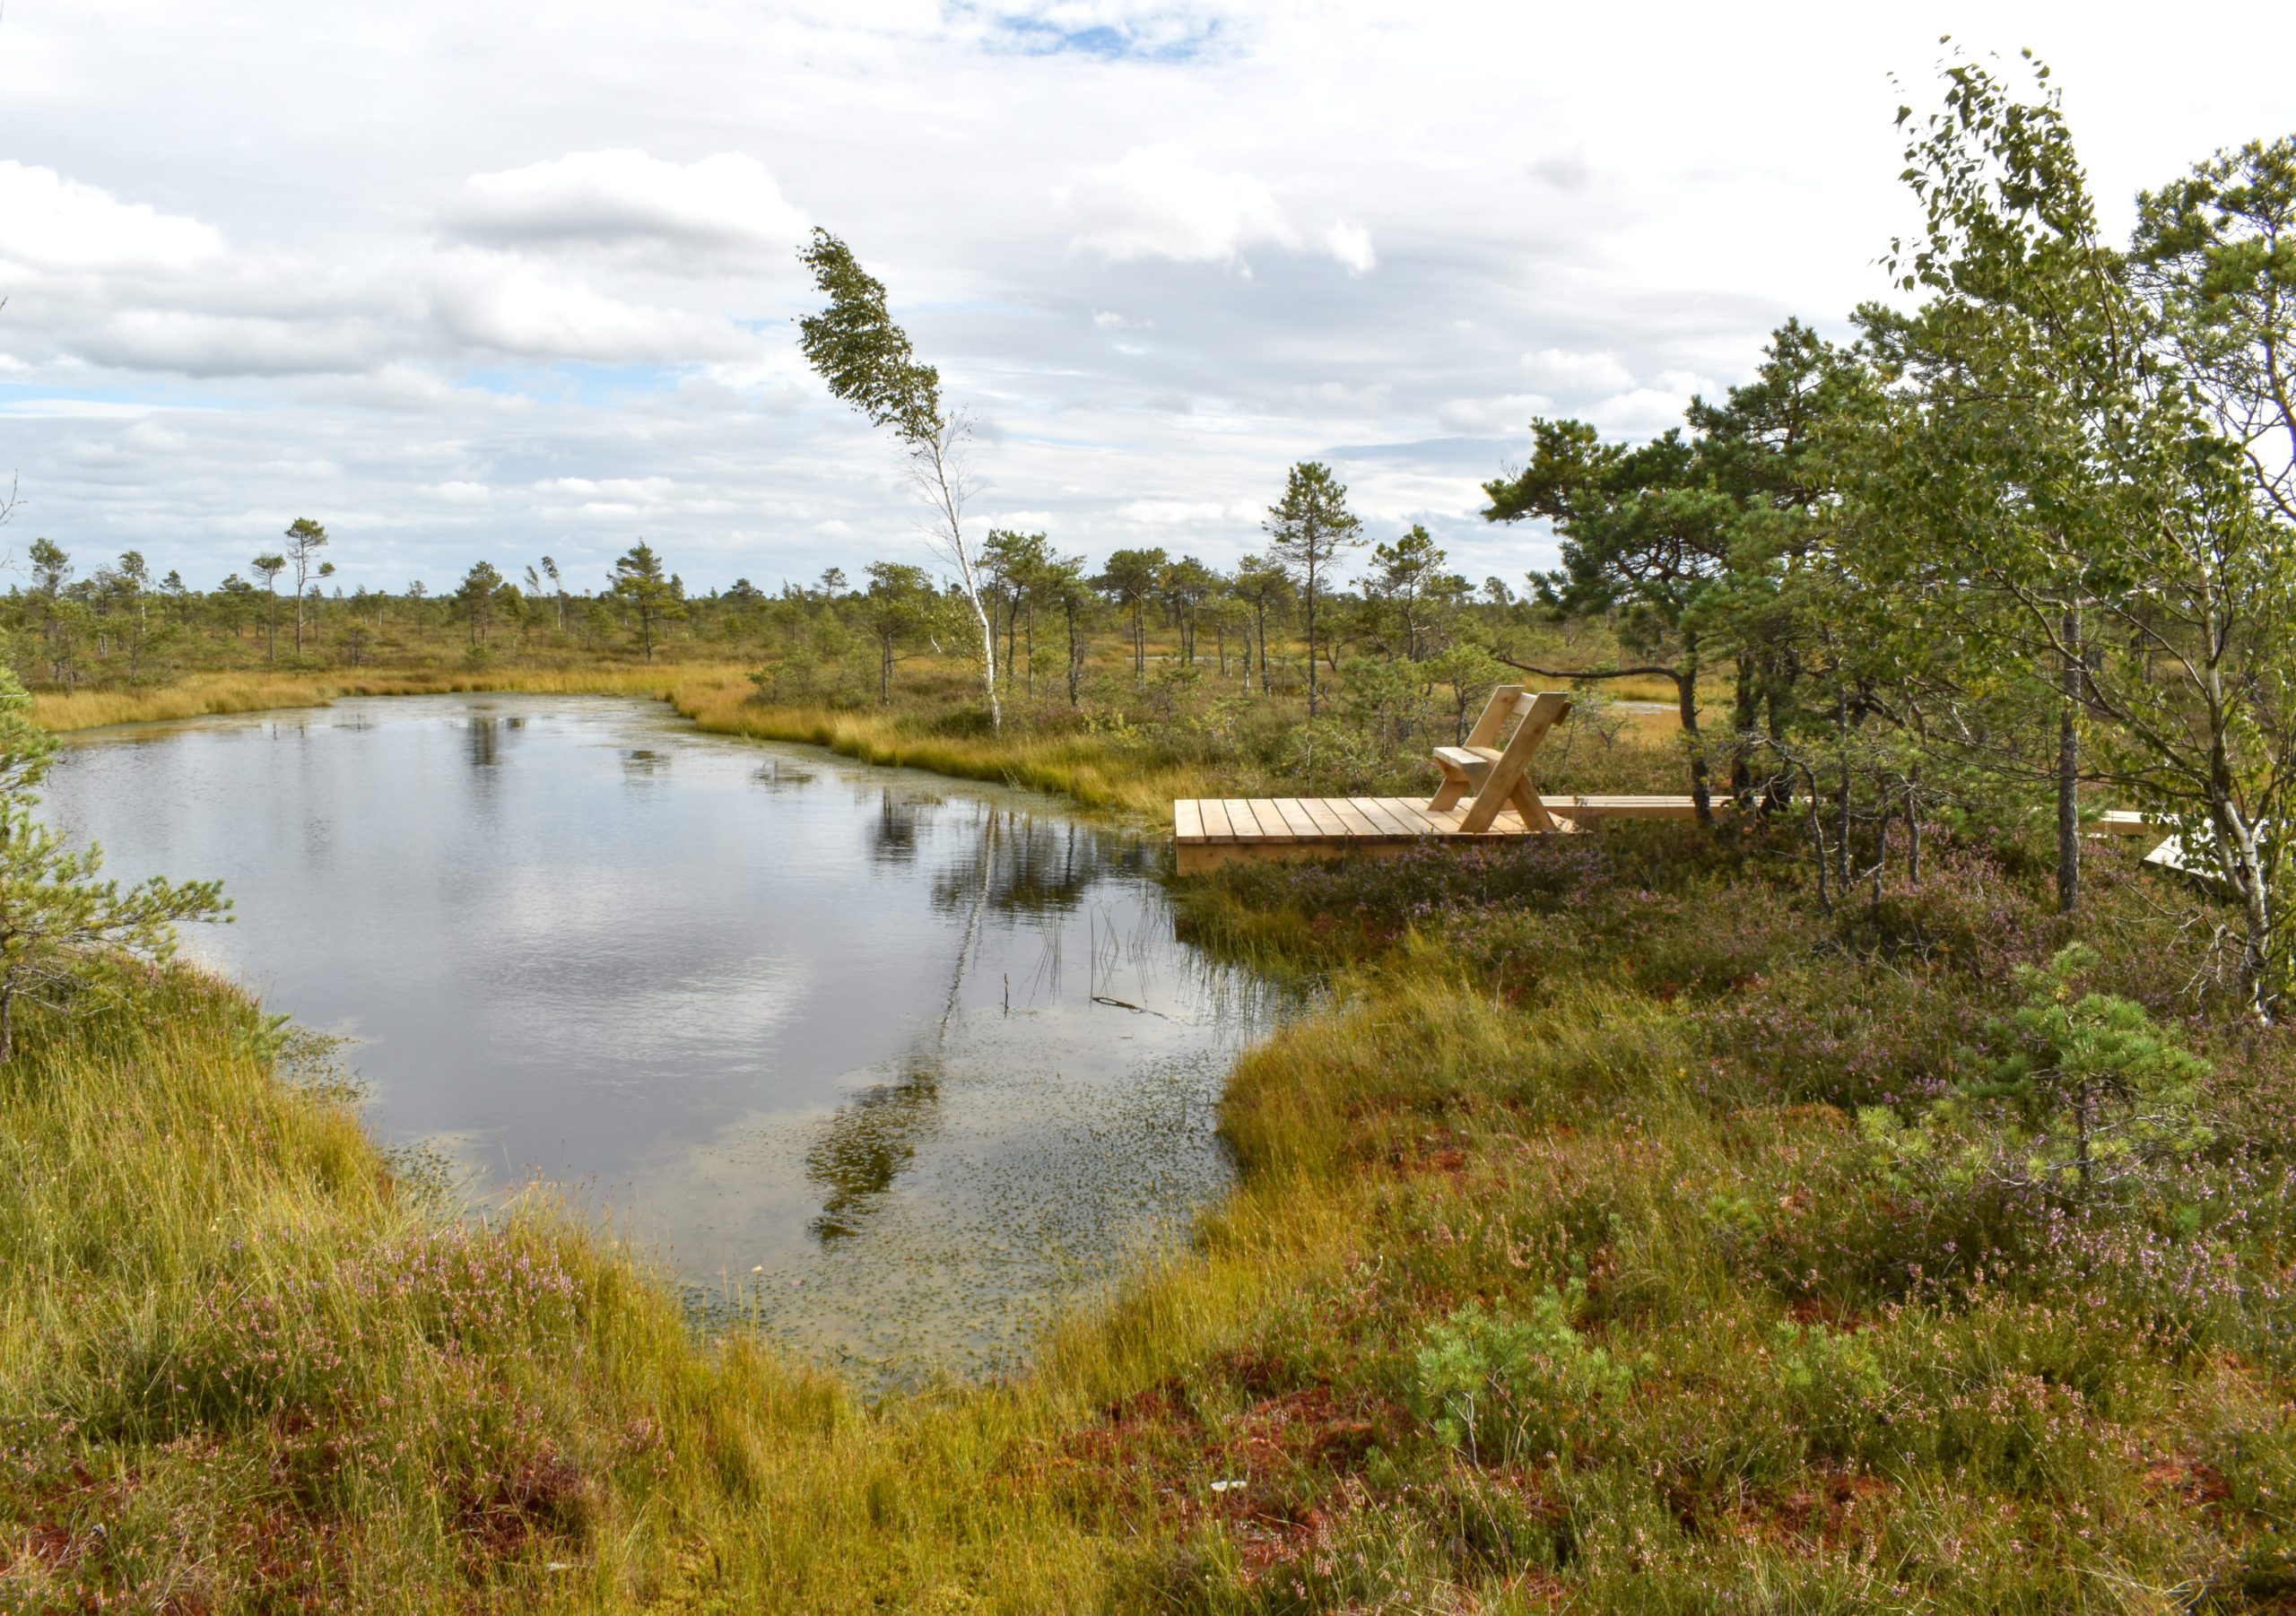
[1507,774,1556,832]
[1429,760,1474,812]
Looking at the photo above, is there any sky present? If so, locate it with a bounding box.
[2,2,2292,598]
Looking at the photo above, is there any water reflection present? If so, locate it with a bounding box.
[755,759,817,790]
[43,695,1283,1386]
[806,1051,943,1241]
[467,714,504,768]
[870,787,924,864]
[931,812,1097,918]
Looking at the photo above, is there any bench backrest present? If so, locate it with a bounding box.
[1462,684,1525,749]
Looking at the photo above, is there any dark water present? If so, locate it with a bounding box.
[45,694,1275,1382]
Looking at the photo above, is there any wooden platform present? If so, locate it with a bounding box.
[1174,797,2163,873]
[1170,689,2169,875]
[1173,795,1717,873]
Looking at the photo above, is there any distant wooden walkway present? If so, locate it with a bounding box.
[1173,794,1725,873]
[1170,686,2168,874]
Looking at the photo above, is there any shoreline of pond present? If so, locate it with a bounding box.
[48,691,1291,1390]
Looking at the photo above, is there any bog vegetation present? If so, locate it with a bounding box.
[5,55,2296,1611]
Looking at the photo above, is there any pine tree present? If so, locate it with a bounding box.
[0,665,226,1061]
[1263,462,1363,719]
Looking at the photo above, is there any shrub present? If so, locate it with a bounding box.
[1411,1284,1648,1466]
[1860,943,2214,1200]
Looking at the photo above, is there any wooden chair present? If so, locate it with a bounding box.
[1429,686,1571,833]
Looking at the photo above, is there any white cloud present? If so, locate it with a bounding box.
[1117,498,1249,526]
[1518,348,1636,397]
[120,420,191,456]
[307,364,469,413]
[1065,148,1374,274]
[535,476,677,500]
[0,161,224,274]
[1528,146,1591,191]
[1068,144,1293,265]
[1321,221,1375,274]
[429,261,752,364]
[77,311,378,378]
[1436,392,1555,434]
[1299,380,1389,413]
[1587,384,1708,436]
[456,149,809,250]
[430,480,493,503]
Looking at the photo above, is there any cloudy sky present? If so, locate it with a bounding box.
[3,2,2292,597]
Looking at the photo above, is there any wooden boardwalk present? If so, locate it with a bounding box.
[1173,795,1718,873]
[1172,797,2161,873]
[1170,688,2167,874]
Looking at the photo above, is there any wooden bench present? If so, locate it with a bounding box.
[1429,686,1570,833]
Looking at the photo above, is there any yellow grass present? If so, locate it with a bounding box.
[33,665,1217,821]
[27,665,700,732]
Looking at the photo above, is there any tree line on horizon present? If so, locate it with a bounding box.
[0,480,1534,714]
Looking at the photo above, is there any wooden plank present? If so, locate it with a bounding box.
[1270,797,1326,838]
[1299,798,1355,838]
[1197,798,1237,841]
[1370,796,1448,836]
[1219,799,1267,840]
[1463,685,1522,751]
[1350,797,1429,838]
[1324,798,1389,838]
[1174,799,1205,842]
[1249,799,1300,841]
[1380,798,1465,836]
[1229,800,1293,842]
[1554,796,1705,821]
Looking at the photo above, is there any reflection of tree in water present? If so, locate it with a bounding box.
[931,810,1108,918]
[805,1053,942,1241]
[466,715,501,768]
[869,789,925,864]
[807,804,1137,1242]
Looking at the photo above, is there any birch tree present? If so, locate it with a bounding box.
[797,230,1002,731]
